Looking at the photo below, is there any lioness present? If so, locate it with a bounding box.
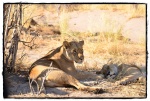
[96,64,146,85]
[29,40,104,94]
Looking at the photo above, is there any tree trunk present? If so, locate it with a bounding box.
[4,4,22,73]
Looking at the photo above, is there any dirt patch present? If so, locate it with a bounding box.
[68,10,145,43]
[5,71,146,98]
[4,36,146,98]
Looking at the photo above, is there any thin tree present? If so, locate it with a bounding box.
[4,4,22,73]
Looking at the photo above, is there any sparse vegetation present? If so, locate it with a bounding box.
[4,4,146,98]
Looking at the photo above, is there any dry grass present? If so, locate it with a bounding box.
[126,4,146,19]
[7,35,146,97]
[8,4,146,71]
[59,12,70,42]
[63,4,146,18]
[85,40,144,55]
[4,4,146,98]
[17,33,145,71]
[20,4,146,27]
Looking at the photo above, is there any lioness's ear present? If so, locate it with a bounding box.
[96,64,108,74]
[63,41,70,49]
[79,40,84,46]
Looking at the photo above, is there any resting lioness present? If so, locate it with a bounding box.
[96,64,146,85]
[29,40,104,94]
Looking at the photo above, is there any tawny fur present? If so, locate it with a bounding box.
[96,64,146,85]
[29,40,103,93]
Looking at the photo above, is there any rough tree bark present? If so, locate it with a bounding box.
[4,4,22,73]
[4,4,12,52]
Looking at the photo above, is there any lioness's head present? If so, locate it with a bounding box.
[63,40,84,64]
[96,64,118,79]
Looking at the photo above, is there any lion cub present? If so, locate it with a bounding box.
[96,64,146,85]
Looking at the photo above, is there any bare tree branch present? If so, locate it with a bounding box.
[19,35,37,49]
[29,62,53,95]
[22,14,43,28]
[4,4,12,51]
[22,4,31,10]
[4,4,22,73]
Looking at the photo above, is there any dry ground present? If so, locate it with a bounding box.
[4,7,146,98]
[4,36,146,98]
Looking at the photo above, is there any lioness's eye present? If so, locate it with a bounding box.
[79,49,83,53]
